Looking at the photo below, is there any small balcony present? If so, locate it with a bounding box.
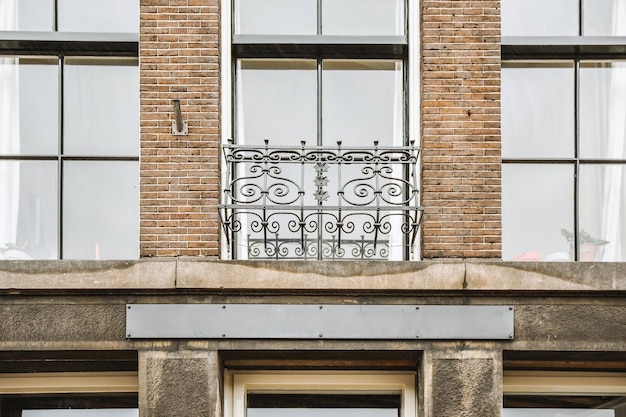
[218,140,423,260]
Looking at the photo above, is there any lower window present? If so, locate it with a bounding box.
[226,372,416,417]
[503,371,626,416]
[0,371,138,417]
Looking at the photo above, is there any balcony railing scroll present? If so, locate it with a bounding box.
[218,140,423,260]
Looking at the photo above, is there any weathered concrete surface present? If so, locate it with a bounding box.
[0,295,623,351]
[421,349,502,417]
[515,304,626,344]
[177,260,466,291]
[0,260,176,289]
[1,259,625,292]
[139,350,221,417]
[0,304,126,343]
[466,262,626,291]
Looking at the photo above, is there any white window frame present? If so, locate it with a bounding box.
[224,371,417,417]
[503,370,626,415]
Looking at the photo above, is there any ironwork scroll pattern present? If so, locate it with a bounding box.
[219,140,423,260]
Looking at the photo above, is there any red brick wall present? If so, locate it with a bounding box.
[139,0,221,257]
[421,0,502,258]
[138,0,502,259]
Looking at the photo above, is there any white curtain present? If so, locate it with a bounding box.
[599,1,626,260]
[0,54,20,251]
[0,1,19,253]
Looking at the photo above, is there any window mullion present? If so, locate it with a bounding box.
[574,59,580,261]
[54,0,58,31]
[317,0,322,35]
[58,55,64,260]
[578,0,583,36]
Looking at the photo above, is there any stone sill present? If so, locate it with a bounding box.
[0,259,624,292]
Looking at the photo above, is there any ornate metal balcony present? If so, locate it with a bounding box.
[218,140,423,260]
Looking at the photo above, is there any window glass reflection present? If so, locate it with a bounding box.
[502,164,574,261]
[247,394,401,417]
[0,160,58,260]
[0,57,58,155]
[63,161,139,260]
[64,57,139,156]
[237,59,317,146]
[57,0,138,33]
[580,62,626,159]
[502,62,574,159]
[0,0,54,31]
[249,410,398,417]
[579,164,626,262]
[322,0,405,36]
[583,0,626,35]
[322,60,403,147]
[501,0,578,36]
[234,0,317,35]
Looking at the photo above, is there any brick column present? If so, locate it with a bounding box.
[139,0,221,257]
[421,0,502,258]
[420,349,503,417]
[139,350,222,417]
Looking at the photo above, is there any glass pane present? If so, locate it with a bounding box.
[0,0,54,31]
[57,0,138,33]
[583,0,626,35]
[502,62,575,159]
[248,394,400,417]
[237,59,317,146]
[24,410,138,417]
[504,410,614,417]
[322,0,405,36]
[234,0,317,35]
[0,160,58,260]
[501,0,578,36]
[502,164,574,261]
[322,60,403,147]
[0,57,58,155]
[249,410,397,417]
[64,57,139,156]
[580,62,626,159]
[63,161,139,260]
[579,164,626,262]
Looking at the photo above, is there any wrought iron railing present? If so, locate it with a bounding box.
[218,140,423,260]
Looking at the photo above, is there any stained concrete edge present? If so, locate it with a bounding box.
[465,261,626,291]
[176,260,467,291]
[0,259,177,289]
[0,259,624,292]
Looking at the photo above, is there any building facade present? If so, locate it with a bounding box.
[1,0,625,416]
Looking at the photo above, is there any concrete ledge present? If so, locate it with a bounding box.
[176,260,466,291]
[0,259,624,292]
[0,260,176,289]
[465,262,626,291]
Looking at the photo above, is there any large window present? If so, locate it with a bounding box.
[0,1,139,260]
[501,0,626,261]
[503,371,626,416]
[226,372,416,417]
[0,0,138,33]
[221,0,420,260]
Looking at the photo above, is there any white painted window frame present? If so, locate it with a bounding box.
[224,371,417,417]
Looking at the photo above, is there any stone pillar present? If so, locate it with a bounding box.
[139,350,221,417]
[420,349,502,417]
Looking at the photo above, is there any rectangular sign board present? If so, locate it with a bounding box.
[126,304,514,340]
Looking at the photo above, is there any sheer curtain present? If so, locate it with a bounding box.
[598,64,626,261]
[0,19,20,253]
[598,3,626,261]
